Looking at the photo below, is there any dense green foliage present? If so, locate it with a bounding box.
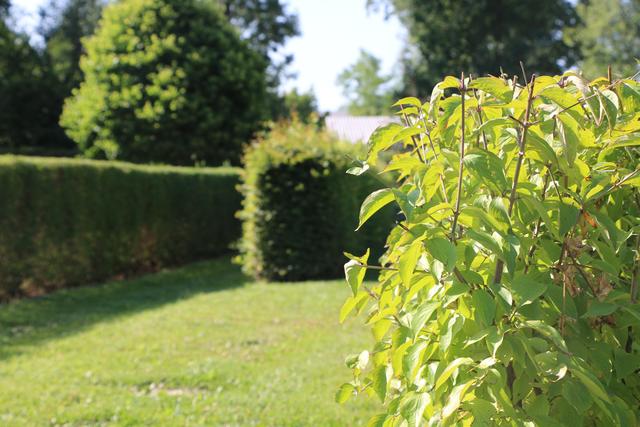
[368,0,579,95]
[61,0,268,165]
[214,0,301,121]
[0,21,71,152]
[0,156,240,296]
[0,259,377,425]
[567,0,640,80]
[39,0,105,96]
[239,121,394,281]
[337,49,395,116]
[341,72,640,425]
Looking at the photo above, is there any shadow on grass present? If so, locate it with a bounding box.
[0,257,247,360]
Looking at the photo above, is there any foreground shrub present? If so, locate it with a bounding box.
[340,72,640,425]
[0,156,241,296]
[238,121,394,281]
[61,0,267,166]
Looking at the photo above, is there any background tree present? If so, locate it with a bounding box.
[279,88,321,123]
[0,4,70,152]
[61,0,268,165]
[369,0,579,95]
[38,0,105,96]
[567,0,640,80]
[215,0,299,120]
[337,49,394,115]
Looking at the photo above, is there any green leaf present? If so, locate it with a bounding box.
[539,85,581,109]
[335,383,355,403]
[600,89,618,130]
[393,97,422,108]
[510,272,549,307]
[571,365,611,403]
[523,196,559,240]
[372,364,389,402]
[399,239,422,288]
[601,134,640,156]
[557,116,578,166]
[562,380,592,413]
[366,414,388,427]
[357,188,395,230]
[521,320,569,353]
[435,357,474,390]
[442,380,476,421]
[339,291,367,323]
[466,229,505,261]
[582,301,617,318]
[344,249,370,296]
[472,117,513,139]
[403,340,427,381]
[469,77,513,102]
[440,75,461,89]
[614,349,640,379]
[367,123,403,163]
[410,301,439,339]
[463,150,508,193]
[472,289,496,327]
[399,392,431,427]
[558,202,579,237]
[424,237,457,272]
[527,132,558,164]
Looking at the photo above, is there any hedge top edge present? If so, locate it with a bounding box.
[0,155,241,176]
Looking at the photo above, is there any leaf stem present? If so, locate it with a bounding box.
[450,73,466,243]
[493,74,536,284]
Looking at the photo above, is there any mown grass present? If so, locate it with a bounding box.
[0,258,377,426]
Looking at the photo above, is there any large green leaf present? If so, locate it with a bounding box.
[435,357,474,390]
[372,364,389,402]
[399,239,422,287]
[367,123,403,163]
[335,383,355,403]
[510,272,548,307]
[424,237,457,272]
[410,301,440,339]
[344,249,370,296]
[442,380,476,421]
[472,289,496,327]
[463,150,508,193]
[469,77,513,102]
[357,188,395,230]
[399,392,431,427]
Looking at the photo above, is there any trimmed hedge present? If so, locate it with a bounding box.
[0,156,241,296]
[238,122,394,281]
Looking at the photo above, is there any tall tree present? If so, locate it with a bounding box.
[215,0,299,119]
[337,49,394,115]
[38,0,104,95]
[61,0,268,165]
[369,0,579,95]
[567,0,640,80]
[0,20,70,151]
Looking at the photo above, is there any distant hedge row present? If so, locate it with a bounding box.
[0,156,241,297]
[238,122,395,281]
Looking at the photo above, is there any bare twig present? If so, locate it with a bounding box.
[400,105,426,163]
[450,73,467,243]
[493,74,537,284]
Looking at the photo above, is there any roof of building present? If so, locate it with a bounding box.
[325,115,399,143]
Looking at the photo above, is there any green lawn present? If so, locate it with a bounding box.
[0,259,377,426]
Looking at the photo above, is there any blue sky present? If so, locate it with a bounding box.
[12,0,405,112]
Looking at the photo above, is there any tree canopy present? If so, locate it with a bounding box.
[369,0,579,95]
[337,49,394,115]
[568,0,640,80]
[38,0,104,95]
[61,0,268,165]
